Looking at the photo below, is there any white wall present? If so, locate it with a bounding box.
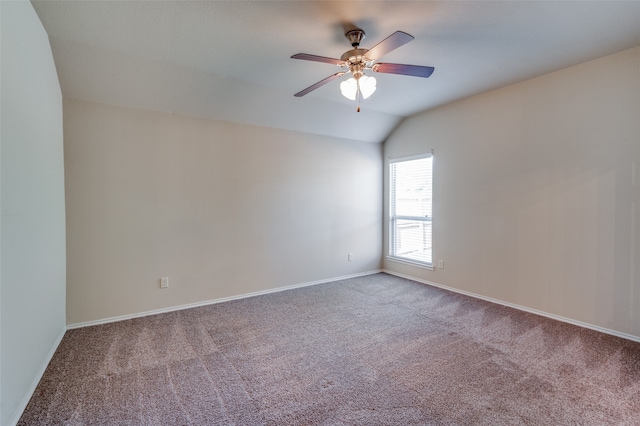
[0,2,67,425]
[64,99,382,325]
[384,46,640,340]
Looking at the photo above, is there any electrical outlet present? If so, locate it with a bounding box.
[160,277,169,288]
[438,260,444,269]
[348,253,353,261]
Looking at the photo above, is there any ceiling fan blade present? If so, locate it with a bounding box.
[373,63,435,78]
[365,31,414,61]
[291,53,344,65]
[294,72,345,97]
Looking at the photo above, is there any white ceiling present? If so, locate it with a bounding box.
[32,1,640,143]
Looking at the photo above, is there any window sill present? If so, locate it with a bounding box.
[386,256,434,271]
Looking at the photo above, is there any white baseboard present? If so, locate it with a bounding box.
[9,327,66,426]
[67,270,383,330]
[382,269,640,344]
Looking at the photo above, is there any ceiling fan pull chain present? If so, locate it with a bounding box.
[356,80,361,112]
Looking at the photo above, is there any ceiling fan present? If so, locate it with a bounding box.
[291,29,434,111]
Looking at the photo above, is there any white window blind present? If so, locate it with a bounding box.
[389,153,433,267]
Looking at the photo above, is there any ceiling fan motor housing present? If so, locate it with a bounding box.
[343,29,371,80]
[341,47,371,80]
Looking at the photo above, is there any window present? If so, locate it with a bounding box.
[389,153,433,268]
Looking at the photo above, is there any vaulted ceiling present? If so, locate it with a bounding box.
[32,1,640,143]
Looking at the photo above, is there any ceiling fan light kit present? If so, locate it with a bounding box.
[291,28,434,111]
[340,75,376,101]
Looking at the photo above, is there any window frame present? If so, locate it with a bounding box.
[387,151,434,270]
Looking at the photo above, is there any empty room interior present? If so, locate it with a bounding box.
[2,1,640,424]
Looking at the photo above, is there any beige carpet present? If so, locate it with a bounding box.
[19,273,640,425]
